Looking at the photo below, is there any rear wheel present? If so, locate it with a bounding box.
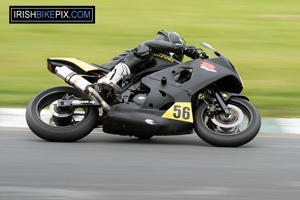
[194,97,261,147]
[26,86,99,142]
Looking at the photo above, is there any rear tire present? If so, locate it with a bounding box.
[194,97,261,147]
[26,86,99,142]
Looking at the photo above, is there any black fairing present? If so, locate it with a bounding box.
[103,103,193,136]
[137,55,243,110]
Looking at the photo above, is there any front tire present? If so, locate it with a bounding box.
[26,86,99,142]
[194,97,261,147]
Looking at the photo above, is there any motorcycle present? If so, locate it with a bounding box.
[26,42,261,147]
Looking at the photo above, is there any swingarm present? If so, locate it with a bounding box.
[56,98,101,110]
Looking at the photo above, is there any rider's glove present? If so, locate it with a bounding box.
[199,52,209,59]
[172,43,186,54]
[184,45,200,59]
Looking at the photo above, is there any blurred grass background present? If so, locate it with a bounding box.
[1,0,299,117]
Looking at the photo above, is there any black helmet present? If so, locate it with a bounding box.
[155,30,186,62]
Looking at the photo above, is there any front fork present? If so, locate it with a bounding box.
[214,92,231,115]
[202,91,231,117]
[202,90,248,117]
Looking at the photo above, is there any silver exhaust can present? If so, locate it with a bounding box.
[55,66,92,94]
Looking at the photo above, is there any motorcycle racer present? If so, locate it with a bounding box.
[97,30,207,94]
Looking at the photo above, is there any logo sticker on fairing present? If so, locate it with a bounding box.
[200,61,217,72]
[161,102,193,123]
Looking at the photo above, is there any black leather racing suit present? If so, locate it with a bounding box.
[101,40,183,73]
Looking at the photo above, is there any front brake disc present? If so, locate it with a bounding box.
[211,104,243,128]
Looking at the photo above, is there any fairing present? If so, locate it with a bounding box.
[136,56,243,111]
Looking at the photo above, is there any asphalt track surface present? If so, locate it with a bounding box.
[1,129,300,200]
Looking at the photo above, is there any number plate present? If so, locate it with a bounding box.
[161,102,193,123]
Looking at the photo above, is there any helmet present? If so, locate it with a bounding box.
[155,30,186,62]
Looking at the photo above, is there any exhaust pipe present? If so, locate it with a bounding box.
[55,66,110,112]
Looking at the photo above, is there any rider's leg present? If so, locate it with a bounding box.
[97,45,153,93]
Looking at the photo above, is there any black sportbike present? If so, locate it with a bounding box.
[26,43,261,147]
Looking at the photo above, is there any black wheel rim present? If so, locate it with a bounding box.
[35,91,90,127]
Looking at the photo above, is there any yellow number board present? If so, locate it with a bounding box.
[161,102,193,123]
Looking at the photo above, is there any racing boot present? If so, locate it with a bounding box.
[97,62,131,94]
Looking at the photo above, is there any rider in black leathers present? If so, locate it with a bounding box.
[98,30,207,93]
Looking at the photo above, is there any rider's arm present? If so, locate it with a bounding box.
[142,40,183,54]
[142,40,201,59]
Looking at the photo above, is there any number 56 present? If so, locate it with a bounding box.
[173,105,190,120]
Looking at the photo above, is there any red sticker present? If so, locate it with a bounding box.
[200,61,217,72]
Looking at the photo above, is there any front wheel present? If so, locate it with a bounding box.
[26,86,99,142]
[194,97,261,147]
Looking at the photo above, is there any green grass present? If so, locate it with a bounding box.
[1,0,300,117]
